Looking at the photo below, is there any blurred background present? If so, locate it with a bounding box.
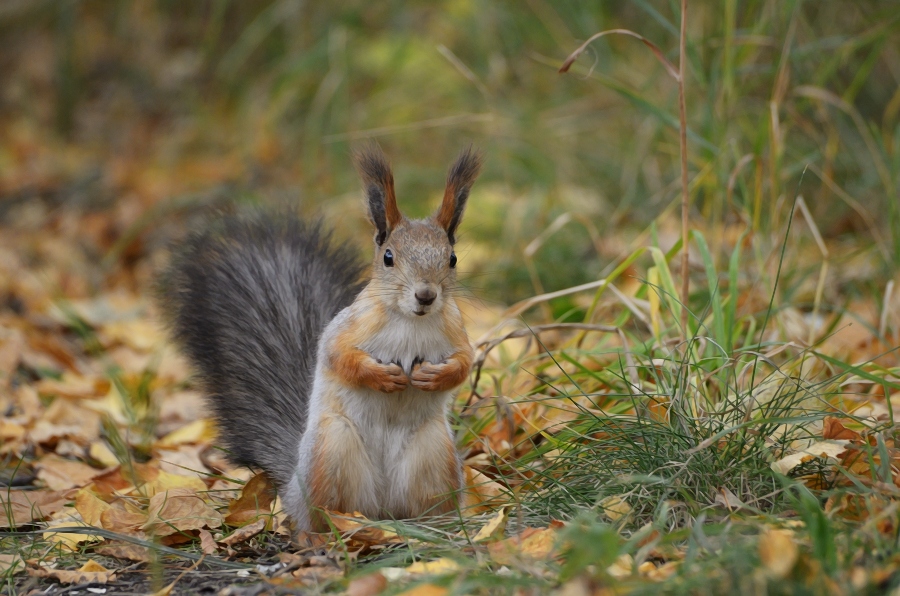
[0,0,898,311]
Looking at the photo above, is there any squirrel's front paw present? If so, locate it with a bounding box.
[369,360,409,393]
[410,360,459,392]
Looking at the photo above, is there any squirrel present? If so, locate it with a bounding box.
[160,145,482,532]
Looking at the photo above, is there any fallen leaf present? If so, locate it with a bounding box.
[347,572,388,596]
[221,517,267,546]
[143,488,222,537]
[599,495,633,522]
[156,419,215,448]
[74,487,111,526]
[758,528,798,579]
[471,507,507,542]
[771,440,850,475]
[405,558,460,575]
[0,489,68,528]
[198,529,219,555]
[464,466,507,513]
[100,506,148,535]
[487,527,558,565]
[141,468,208,498]
[89,441,121,467]
[43,508,101,551]
[0,553,24,575]
[225,472,276,525]
[27,560,116,584]
[324,511,401,548]
[607,553,634,579]
[95,543,152,563]
[822,417,862,441]
[714,487,747,511]
[35,373,110,400]
[35,454,105,490]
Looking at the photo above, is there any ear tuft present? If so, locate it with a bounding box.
[353,145,403,245]
[435,146,483,245]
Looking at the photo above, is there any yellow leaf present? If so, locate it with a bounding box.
[156,419,215,448]
[79,559,109,573]
[141,469,207,498]
[74,488,110,527]
[405,558,460,575]
[598,495,632,523]
[606,554,633,579]
[758,528,798,579]
[43,508,100,551]
[471,507,507,542]
[89,441,120,467]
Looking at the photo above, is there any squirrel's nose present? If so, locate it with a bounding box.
[415,288,436,306]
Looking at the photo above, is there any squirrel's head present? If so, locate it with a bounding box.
[354,145,482,319]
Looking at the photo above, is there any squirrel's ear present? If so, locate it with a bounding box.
[354,145,403,246]
[435,146,482,245]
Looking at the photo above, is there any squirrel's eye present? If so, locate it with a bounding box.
[449,252,457,268]
[383,249,394,267]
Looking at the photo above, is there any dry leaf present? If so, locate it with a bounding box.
[463,466,506,513]
[27,559,116,584]
[143,487,222,537]
[471,507,508,542]
[324,511,401,547]
[156,418,215,448]
[44,508,101,551]
[758,528,798,579]
[141,468,208,498]
[101,506,148,535]
[607,553,634,579]
[95,543,152,563]
[0,553,24,575]
[488,527,558,565]
[599,495,633,522]
[714,487,747,511]
[0,489,68,528]
[346,572,388,596]
[35,454,104,491]
[405,558,460,575]
[822,417,862,441]
[225,472,276,525]
[199,528,219,555]
[771,440,850,475]
[221,517,267,546]
[74,487,110,526]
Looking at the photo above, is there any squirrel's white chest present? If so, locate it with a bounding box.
[360,315,453,374]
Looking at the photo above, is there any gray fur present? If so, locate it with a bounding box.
[158,212,365,489]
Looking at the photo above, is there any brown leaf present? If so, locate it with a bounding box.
[225,472,276,525]
[324,511,401,548]
[823,417,862,441]
[487,527,558,565]
[100,506,148,534]
[0,489,68,528]
[27,559,116,584]
[142,488,222,537]
[198,528,219,555]
[35,454,104,491]
[221,517,267,547]
[346,572,388,596]
[0,553,25,575]
[95,543,152,563]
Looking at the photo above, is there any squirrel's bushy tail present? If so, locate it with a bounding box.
[159,212,365,489]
